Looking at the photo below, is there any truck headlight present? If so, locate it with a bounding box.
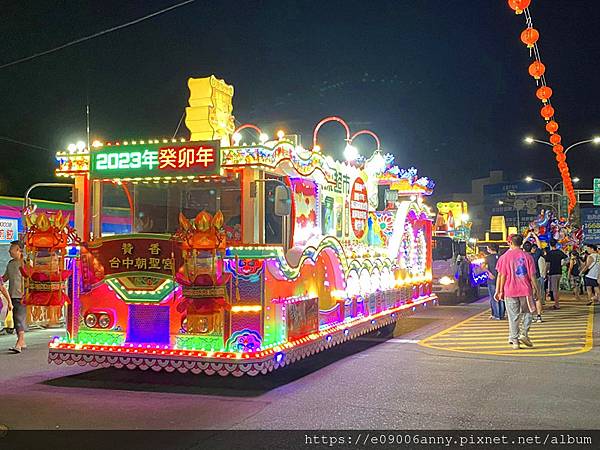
[439,276,455,286]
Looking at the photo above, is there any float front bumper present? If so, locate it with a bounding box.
[49,295,437,376]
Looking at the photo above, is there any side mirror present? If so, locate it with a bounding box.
[274,185,292,216]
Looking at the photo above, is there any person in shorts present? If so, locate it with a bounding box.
[580,244,600,306]
[568,250,583,301]
[544,239,567,309]
[3,240,26,353]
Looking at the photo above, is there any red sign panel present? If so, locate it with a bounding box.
[350,177,369,239]
[89,237,183,277]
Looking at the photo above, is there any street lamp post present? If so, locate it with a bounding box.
[523,176,580,216]
[524,135,599,212]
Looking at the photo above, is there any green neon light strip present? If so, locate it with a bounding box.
[75,330,125,346]
[90,233,173,244]
[175,335,224,351]
[106,278,174,302]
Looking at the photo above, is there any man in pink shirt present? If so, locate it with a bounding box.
[495,234,539,350]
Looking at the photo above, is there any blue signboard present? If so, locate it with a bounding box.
[581,207,600,244]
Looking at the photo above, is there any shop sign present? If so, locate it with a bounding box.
[350,177,369,239]
[90,141,220,179]
[582,208,600,244]
[323,168,350,194]
[89,237,183,277]
[0,219,18,242]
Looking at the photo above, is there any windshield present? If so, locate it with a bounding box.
[101,179,241,241]
[432,236,453,261]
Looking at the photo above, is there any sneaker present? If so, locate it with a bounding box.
[551,305,560,310]
[519,336,533,347]
[511,340,520,350]
[536,315,543,323]
[9,346,22,354]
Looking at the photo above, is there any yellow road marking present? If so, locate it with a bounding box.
[419,302,594,357]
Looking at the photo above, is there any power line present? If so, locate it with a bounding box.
[0,0,195,70]
[0,136,49,151]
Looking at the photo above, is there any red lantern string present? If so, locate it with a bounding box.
[507,1,577,213]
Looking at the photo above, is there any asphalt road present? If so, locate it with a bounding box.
[0,300,598,434]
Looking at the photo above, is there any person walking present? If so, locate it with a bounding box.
[523,240,544,323]
[485,244,503,319]
[3,241,26,353]
[457,254,471,298]
[0,277,11,334]
[537,247,547,310]
[580,244,600,306]
[544,239,567,309]
[495,234,539,350]
[568,250,583,301]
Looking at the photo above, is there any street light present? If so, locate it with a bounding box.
[524,135,600,154]
[350,129,384,171]
[524,176,580,216]
[343,144,359,161]
[525,175,579,192]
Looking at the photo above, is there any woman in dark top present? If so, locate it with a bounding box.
[568,250,583,301]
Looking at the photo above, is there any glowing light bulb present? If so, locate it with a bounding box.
[76,141,86,151]
[344,144,358,161]
[277,130,285,140]
[259,133,269,143]
[232,132,242,145]
[67,143,77,153]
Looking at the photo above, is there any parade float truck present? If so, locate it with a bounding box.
[26,76,437,376]
[432,202,486,303]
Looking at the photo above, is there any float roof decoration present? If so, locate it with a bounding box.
[55,75,434,194]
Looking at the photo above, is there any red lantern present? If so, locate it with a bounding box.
[552,144,564,154]
[555,153,566,162]
[540,104,554,120]
[549,133,561,145]
[529,61,546,79]
[546,120,559,134]
[536,86,553,103]
[508,0,531,14]
[521,27,540,48]
[558,162,568,170]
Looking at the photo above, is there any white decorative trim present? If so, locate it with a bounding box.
[49,295,437,376]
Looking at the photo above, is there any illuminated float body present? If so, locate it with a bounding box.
[45,76,437,376]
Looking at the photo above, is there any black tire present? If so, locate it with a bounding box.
[375,322,397,338]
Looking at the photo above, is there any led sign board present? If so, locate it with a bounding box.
[90,141,220,179]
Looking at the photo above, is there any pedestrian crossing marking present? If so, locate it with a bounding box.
[418,301,594,357]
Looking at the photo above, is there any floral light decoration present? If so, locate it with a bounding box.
[507,0,577,213]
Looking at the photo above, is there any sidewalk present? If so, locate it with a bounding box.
[0,326,65,350]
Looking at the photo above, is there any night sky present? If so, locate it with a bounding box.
[1,0,600,201]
